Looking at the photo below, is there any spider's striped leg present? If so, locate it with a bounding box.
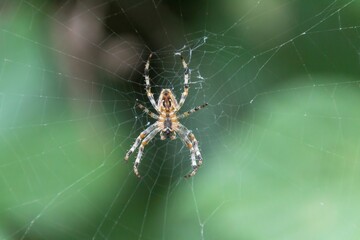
[176,128,198,178]
[124,123,158,161]
[136,101,158,119]
[134,127,160,178]
[177,103,208,119]
[188,132,203,166]
[178,123,203,166]
[144,53,159,112]
[177,54,190,110]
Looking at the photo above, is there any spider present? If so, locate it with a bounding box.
[124,53,208,178]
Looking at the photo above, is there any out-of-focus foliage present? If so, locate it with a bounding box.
[167,78,360,239]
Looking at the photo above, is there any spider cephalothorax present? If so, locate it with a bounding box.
[124,53,208,178]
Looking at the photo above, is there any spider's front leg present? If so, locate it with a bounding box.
[178,123,203,166]
[183,136,198,179]
[124,123,158,161]
[176,128,199,178]
[133,127,160,178]
[188,132,203,166]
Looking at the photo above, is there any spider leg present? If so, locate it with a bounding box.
[136,101,159,119]
[188,132,203,166]
[177,54,190,110]
[177,103,208,119]
[124,123,158,161]
[133,127,160,178]
[177,123,203,166]
[144,53,159,112]
[175,126,198,178]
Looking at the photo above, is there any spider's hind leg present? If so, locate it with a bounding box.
[136,101,158,120]
[144,53,159,112]
[178,103,208,119]
[177,53,190,110]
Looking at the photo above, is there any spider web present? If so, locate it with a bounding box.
[1,0,360,239]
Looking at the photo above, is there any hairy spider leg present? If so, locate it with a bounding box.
[136,102,158,119]
[178,103,208,119]
[177,54,190,110]
[176,127,198,178]
[134,127,161,177]
[188,132,203,166]
[178,123,203,166]
[144,53,159,112]
[124,123,158,161]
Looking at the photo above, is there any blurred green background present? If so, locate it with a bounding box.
[1,0,360,239]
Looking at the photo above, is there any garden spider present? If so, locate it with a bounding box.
[124,53,208,178]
